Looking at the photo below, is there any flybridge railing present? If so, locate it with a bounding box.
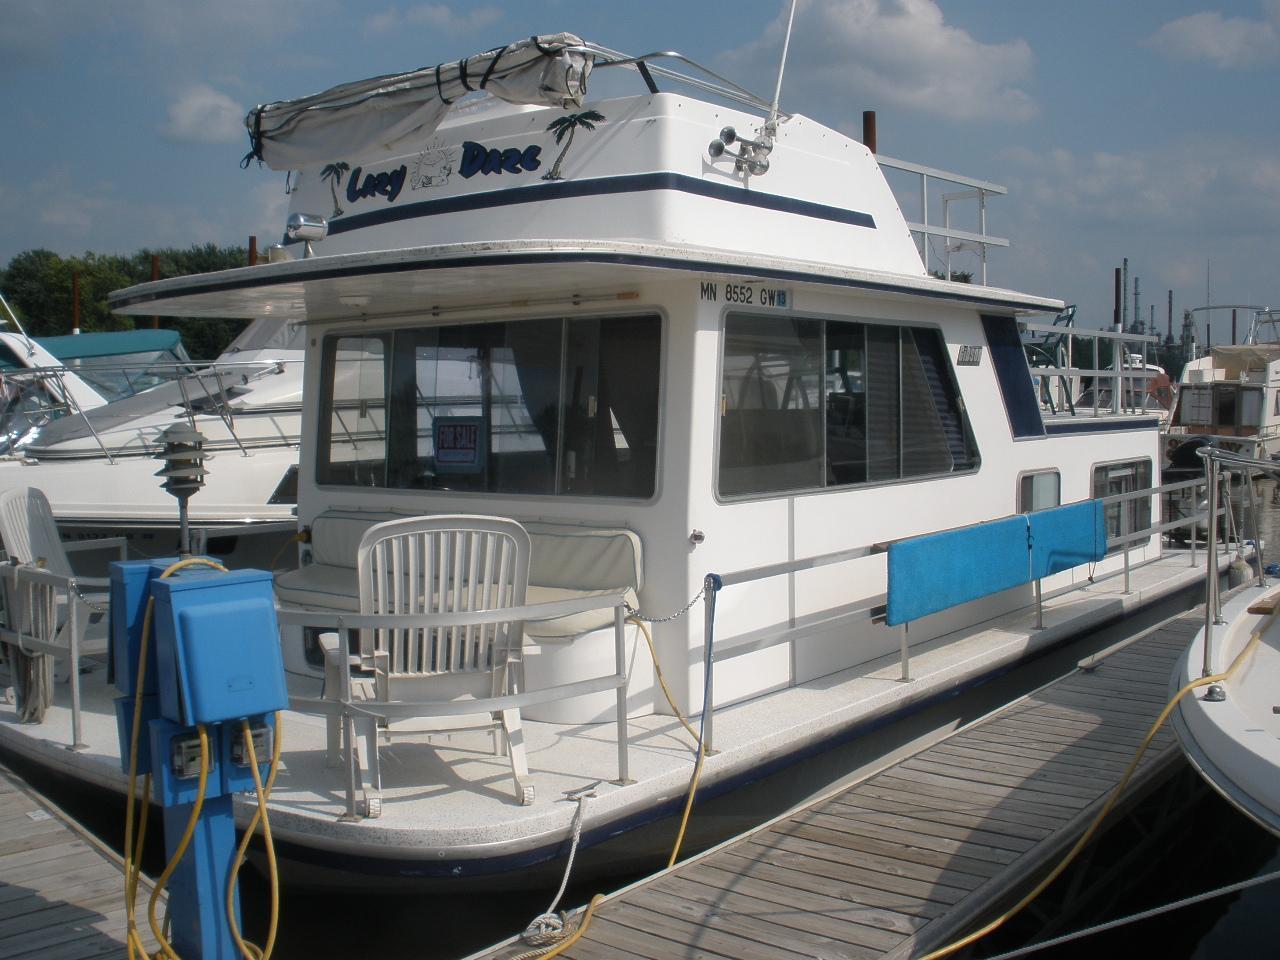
[1021,321,1163,418]
[876,156,1009,286]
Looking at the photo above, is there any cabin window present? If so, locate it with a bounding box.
[319,334,389,487]
[1092,459,1152,553]
[1018,470,1061,514]
[718,314,978,497]
[317,315,660,498]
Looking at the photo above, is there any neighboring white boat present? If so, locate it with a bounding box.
[0,317,303,567]
[0,294,195,454]
[1172,581,1280,836]
[0,32,1210,889]
[1168,344,1280,462]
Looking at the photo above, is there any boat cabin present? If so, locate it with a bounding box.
[110,37,1163,727]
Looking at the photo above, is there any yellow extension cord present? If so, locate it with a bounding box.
[121,557,283,960]
[523,619,708,960]
[918,600,1279,960]
[227,715,283,960]
[628,617,707,866]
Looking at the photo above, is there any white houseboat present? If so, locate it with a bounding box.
[0,34,1195,889]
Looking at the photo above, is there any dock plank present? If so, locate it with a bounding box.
[0,761,162,959]
[478,599,1201,960]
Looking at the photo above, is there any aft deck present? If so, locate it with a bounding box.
[0,547,1217,888]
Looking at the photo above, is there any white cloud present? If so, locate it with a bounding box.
[163,86,246,145]
[1146,4,1280,68]
[366,4,502,37]
[994,140,1280,327]
[723,0,1036,123]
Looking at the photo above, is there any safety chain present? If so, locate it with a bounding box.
[67,578,110,615]
[624,582,708,625]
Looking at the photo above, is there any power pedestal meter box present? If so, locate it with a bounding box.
[150,568,289,726]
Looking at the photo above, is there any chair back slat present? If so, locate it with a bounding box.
[356,515,530,681]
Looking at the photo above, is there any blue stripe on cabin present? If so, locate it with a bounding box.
[886,516,1031,626]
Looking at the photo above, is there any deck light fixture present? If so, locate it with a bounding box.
[707,125,771,175]
[286,213,329,258]
[155,423,208,557]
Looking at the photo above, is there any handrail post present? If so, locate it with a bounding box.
[899,623,911,682]
[1035,579,1044,629]
[701,574,720,755]
[1221,470,1235,556]
[612,603,632,785]
[1203,461,1219,676]
[1123,540,1131,594]
[68,591,85,750]
[1245,468,1267,586]
[1190,482,1199,567]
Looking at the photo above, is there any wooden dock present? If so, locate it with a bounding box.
[480,607,1200,960]
[0,759,162,959]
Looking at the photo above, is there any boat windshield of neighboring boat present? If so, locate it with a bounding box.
[33,328,193,402]
[0,328,196,455]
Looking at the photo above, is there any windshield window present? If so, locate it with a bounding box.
[318,314,660,499]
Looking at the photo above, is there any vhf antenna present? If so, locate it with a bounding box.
[769,0,800,127]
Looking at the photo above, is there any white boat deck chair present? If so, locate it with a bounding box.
[0,486,124,745]
[322,514,535,815]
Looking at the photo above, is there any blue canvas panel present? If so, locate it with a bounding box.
[1028,500,1107,580]
[886,516,1031,626]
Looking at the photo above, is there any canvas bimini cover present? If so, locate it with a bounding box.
[244,33,592,171]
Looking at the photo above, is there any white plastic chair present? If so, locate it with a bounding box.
[0,487,124,744]
[323,514,535,815]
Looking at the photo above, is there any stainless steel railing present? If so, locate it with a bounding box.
[1194,447,1279,677]
[697,477,1219,752]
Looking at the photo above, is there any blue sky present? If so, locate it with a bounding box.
[2,0,1278,338]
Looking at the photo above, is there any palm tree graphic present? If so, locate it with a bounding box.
[319,161,351,217]
[542,110,605,181]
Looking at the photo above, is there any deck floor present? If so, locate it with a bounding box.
[476,604,1201,959]
[0,760,162,959]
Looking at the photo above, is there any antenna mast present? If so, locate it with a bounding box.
[768,0,800,127]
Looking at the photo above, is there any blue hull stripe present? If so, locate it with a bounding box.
[321,172,877,239]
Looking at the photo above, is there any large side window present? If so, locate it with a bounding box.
[317,315,661,499]
[1092,459,1152,552]
[719,314,978,497]
[719,317,822,497]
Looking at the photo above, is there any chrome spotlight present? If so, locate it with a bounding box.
[286,212,328,258]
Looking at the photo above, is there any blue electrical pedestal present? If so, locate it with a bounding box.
[111,562,287,959]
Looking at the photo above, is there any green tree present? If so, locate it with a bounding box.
[1,244,252,358]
